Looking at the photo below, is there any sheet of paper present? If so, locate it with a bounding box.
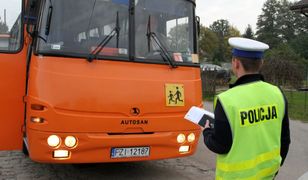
[184,106,215,127]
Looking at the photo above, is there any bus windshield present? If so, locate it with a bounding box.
[37,0,129,58]
[135,0,196,63]
[37,0,197,64]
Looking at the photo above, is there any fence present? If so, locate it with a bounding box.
[201,66,308,121]
[201,68,231,100]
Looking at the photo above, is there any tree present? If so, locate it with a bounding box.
[278,0,308,40]
[208,20,241,62]
[277,0,297,42]
[209,19,230,62]
[0,17,9,33]
[198,26,219,62]
[210,19,230,57]
[293,8,308,36]
[225,26,241,60]
[256,0,282,48]
[242,24,254,39]
[228,26,241,37]
[209,19,230,38]
[256,0,308,48]
[290,33,308,60]
[168,23,190,52]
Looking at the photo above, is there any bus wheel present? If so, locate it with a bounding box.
[22,140,29,156]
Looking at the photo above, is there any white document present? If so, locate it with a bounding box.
[184,106,215,127]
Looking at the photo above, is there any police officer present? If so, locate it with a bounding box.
[203,37,290,179]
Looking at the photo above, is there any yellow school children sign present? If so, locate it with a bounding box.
[165,84,185,106]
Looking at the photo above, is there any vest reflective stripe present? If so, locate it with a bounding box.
[217,164,279,180]
[217,148,280,172]
[215,81,284,180]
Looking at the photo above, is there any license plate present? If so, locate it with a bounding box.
[111,147,150,158]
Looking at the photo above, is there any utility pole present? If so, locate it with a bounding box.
[4,9,6,25]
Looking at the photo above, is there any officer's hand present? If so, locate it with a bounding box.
[204,120,211,129]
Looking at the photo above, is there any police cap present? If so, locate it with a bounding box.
[228,37,269,59]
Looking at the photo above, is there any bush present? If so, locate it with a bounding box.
[262,44,305,89]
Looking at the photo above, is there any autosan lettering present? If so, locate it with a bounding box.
[121,120,149,125]
[239,104,278,127]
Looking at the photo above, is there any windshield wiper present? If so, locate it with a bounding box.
[87,12,120,62]
[45,0,53,36]
[36,0,52,42]
[146,16,177,68]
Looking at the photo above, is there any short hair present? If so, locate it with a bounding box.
[234,56,263,73]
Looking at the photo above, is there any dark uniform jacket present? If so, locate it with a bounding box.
[203,74,291,165]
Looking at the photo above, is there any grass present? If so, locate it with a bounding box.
[302,80,308,88]
[284,91,308,122]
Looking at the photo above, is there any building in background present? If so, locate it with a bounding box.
[290,0,308,16]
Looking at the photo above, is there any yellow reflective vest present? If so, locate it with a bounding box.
[215,81,285,180]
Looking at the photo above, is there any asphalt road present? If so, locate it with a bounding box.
[0,102,307,180]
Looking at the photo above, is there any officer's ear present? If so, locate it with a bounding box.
[232,57,241,70]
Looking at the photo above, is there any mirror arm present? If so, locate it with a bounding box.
[196,16,200,37]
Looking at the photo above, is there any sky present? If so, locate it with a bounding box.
[196,0,298,34]
[0,0,21,29]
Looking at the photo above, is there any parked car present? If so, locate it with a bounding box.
[201,63,231,84]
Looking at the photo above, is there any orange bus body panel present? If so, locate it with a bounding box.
[26,56,203,163]
[28,129,201,163]
[0,47,27,150]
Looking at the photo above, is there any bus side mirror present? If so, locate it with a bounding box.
[25,0,40,25]
[25,0,41,36]
[196,16,200,37]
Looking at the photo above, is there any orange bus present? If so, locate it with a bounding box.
[0,0,202,163]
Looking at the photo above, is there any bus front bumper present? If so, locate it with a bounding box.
[27,129,201,163]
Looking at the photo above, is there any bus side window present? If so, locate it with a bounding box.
[0,0,22,52]
[9,15,22,51]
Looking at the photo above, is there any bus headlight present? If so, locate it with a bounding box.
[64,136,77,148]
[187,133,196,142]
[177,134,186,143]
[47,135,60,147]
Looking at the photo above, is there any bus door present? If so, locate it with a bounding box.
[0,0,27,150]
